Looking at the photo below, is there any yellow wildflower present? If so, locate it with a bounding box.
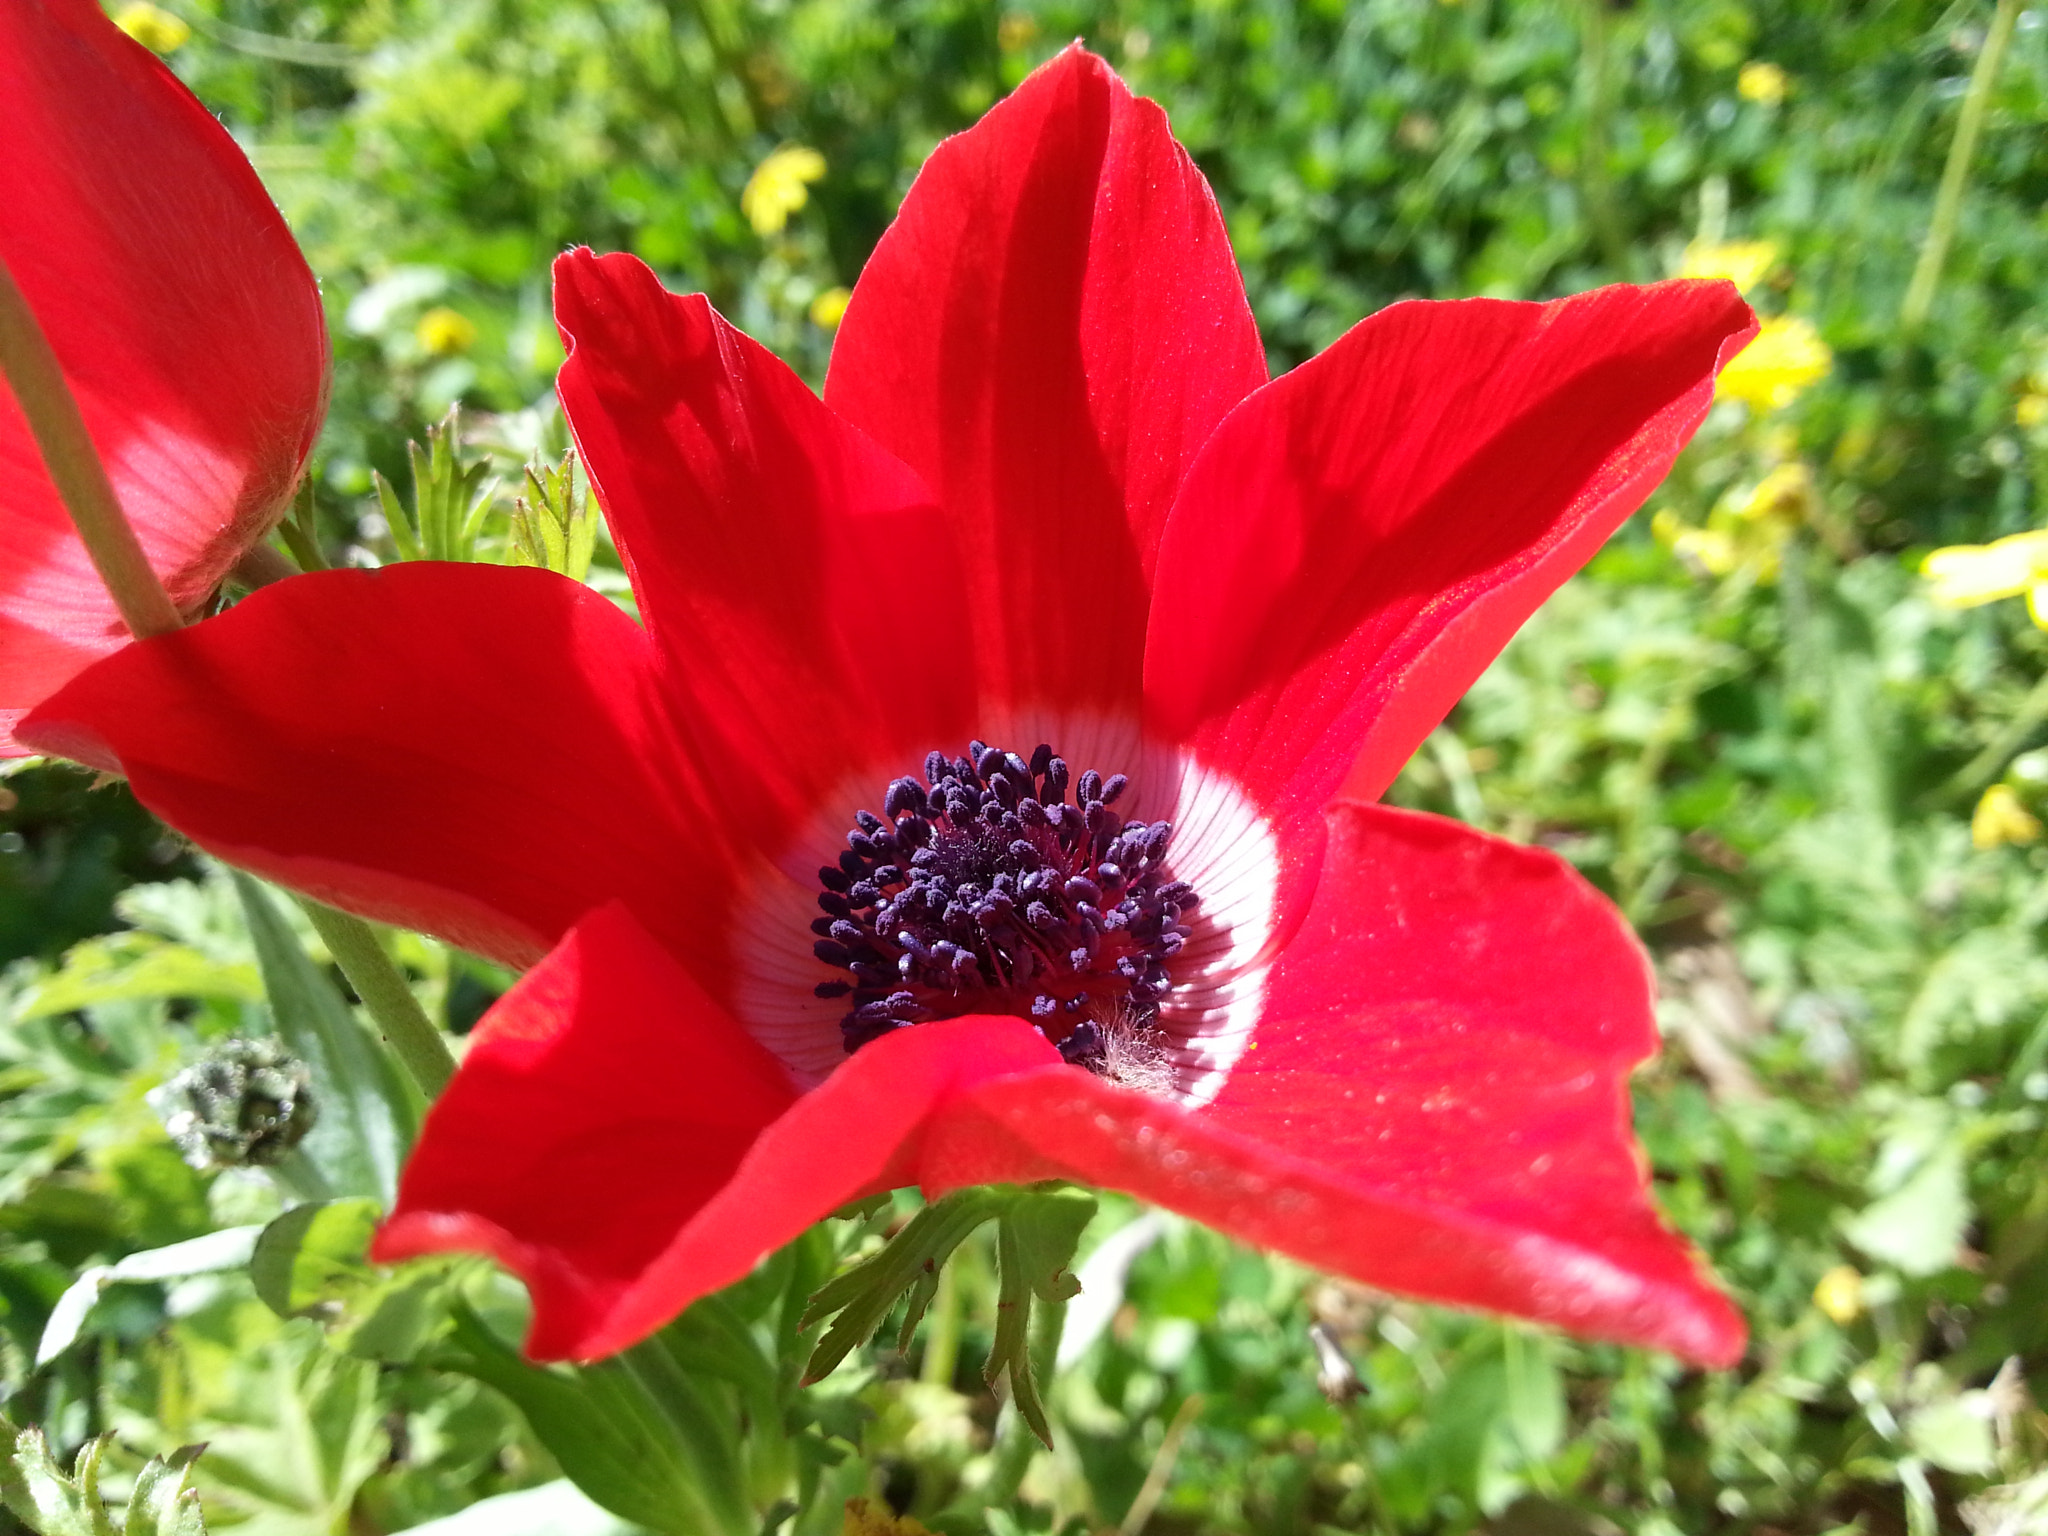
[843,1497,931,1536]
[1679,240,1779,294]
[1717,316,1831,411]
[114,1,191,53]
[1813,1265,1864,1324]
[809,286,852,330]
[1738,61,1790,105]
[1973,785,2042,850]
[997,13,1041,52]
[2017,393,2048,429]
[1921,530,2048,626]
[742,146,827,237]
[414,307,478,357]
[1656,463,1814,583]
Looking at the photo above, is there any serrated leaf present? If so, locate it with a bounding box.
[233,875,414,1203]
[120,1446,208,1536]
[19,935,260,1020]
[984,1186,1097,1450]
[0,1418,207,1536]
[800,1190,1001,1384]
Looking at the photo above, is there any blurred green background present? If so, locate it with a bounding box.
[6,0,2048,1532]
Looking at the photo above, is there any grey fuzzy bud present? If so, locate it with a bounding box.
[150,1037,318,1171]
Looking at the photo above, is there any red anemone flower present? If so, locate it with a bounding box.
[0,0,328,752]
[24,50,1756,1366]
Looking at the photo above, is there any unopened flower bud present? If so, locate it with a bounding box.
[150,1038,318,1171]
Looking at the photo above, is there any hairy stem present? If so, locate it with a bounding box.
[0,257,182,641]
[1900,0,2018,333]
[978,1291,1069,1509]
[297,899,456,1098]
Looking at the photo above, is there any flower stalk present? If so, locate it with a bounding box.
[1899,0,2019,334]
[0,253,455,1105]
[0,255,182,642]
[298,898,457,1099]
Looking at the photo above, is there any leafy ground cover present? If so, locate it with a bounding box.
[5,0,2048,1531]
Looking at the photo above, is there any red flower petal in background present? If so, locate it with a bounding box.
[26,48,1757,1368]
[0,0,328,752]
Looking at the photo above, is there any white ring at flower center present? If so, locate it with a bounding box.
[724,709,1278,1107]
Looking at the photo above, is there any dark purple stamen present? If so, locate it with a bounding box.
[813,740,1197,1065]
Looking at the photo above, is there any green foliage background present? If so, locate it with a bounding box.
[6,0,2048,1532]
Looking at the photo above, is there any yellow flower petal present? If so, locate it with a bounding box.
[1921,531,2048,608]
[414,306,478,357]
[1672,526,1739,578]
[1813,1265,1864,1324]
[843,1497,932,1536]
[808,285,852,330]
[1973,784,2042,851]
[742,146,827,237]
[2017,393,2048,429]
[2030,581,2048,630]
[1679,240,1780,293]
[1738,61,1790,105]
[114,1,191,53]
[1734,461,1815,522]
[1716,316,1831,410]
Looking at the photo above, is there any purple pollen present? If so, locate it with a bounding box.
[813,740,1198,1066]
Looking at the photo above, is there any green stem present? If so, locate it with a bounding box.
[1942,665,2048,804]
[1900,0,2019,334]
[297,900,456,1098]
[1577,0,1627,272]
[978,1291,1069,1509]
[918,1256,962,1387]
[0,256,182,641]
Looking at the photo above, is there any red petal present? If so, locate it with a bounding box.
[380,902,1062,1359]
[554,250,974,851]
[1145,281,1756,828]
[373,904,801,1359]
[915,803,1744,1365]
[372,805,1736,1363]
[0,0,328,751]
[20,565,714,973]
[824,46,1266,716]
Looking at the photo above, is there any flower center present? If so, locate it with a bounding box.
[810,740,1197,1078]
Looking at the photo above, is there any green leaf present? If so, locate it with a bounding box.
[438,1305,751,1536]
[18,934,260,1020]
[37,1227,264,1366]
[508,450,594,580]
[250,1197,458,1362]
[1904,1395,1997,1476]
[379,406,497,562]
[1841,1144,1969,1277]
[0,1418,207,1536]
[985,1186,1097,1450]
[250,1198,382,1317]
[386,1478,635,1536]
[233,874,416,1203]
[800,1188,1003,1384]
